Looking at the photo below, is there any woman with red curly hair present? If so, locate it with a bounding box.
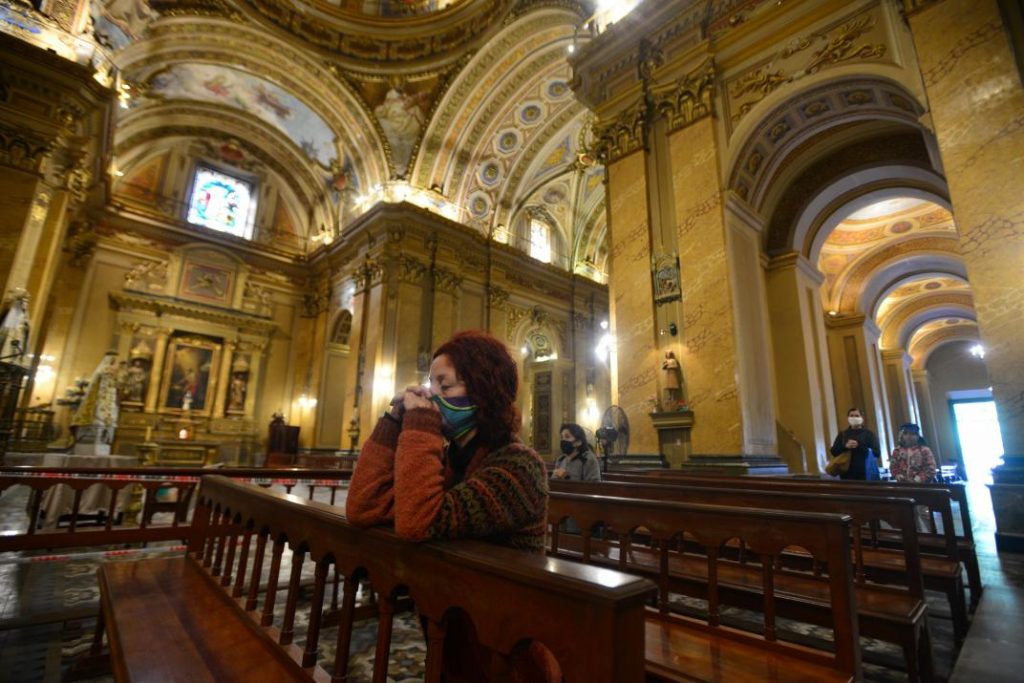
[346,330,555,681]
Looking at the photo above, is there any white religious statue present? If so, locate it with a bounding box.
[181,390,193,412]
[0,287,31,367]
[70,351,121,454]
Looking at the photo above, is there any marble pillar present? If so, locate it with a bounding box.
[766,252,838,473]
[911,368,943,463]
[605,151,659,454]
[144,328,172,412]
[882,350,918,434]
[907,0,1024,548]
[825,315,892,459]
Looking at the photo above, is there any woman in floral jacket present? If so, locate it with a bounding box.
[889,423,938,483]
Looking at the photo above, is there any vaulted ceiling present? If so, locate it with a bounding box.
[93,0,608,278]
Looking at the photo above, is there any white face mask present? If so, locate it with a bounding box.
[849,416,864,427]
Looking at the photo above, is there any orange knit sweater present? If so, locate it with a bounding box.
[345,408,556,682]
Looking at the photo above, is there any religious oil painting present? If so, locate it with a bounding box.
[162,338,221,413]
[180,261,234,306]
[652,253,682,304]
[142,63,338,167]
[187,166,256,238]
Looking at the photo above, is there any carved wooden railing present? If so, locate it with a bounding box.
[193,476,655,682]
[0,466,350,553]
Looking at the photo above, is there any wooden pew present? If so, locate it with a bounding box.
[608,471,980,613]
[552,479,939,679]
[0,466,350,553]
[90,476,655,682]
[548,492,863,682]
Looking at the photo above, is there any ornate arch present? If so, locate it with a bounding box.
[830,236,962,314]
[117,17,388,188]
[880,292,977,349]
[911,327,982,371]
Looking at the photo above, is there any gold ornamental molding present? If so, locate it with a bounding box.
[0,123,54,173]
[653,58,716,134]
[725,8,890,130]
[591,101,646,165]
[109,292,277,334]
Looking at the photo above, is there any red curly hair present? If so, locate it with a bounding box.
[433,330,521,446]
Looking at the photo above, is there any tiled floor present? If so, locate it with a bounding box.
[949,480,1024,682]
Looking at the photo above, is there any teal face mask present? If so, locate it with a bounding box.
[431,394,477,440]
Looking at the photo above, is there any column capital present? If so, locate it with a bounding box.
[880,348,913,366]
[766,251,824,284]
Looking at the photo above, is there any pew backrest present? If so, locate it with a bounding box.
[547,491,861,677]
[194,476,656,682]
[605,471,960,561]
[552,478,924,597]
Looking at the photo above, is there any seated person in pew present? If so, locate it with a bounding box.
[551,423,601,482]
[346,329,555,682]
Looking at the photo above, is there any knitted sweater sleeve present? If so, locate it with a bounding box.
[393,408,548,542]
[344,416,401,527]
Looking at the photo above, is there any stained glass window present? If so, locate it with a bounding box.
[187,167,256,238]
[529,218,552,264]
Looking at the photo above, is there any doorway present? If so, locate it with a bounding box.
[950,399,1004,484]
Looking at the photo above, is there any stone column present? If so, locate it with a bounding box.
[766,252,838,473]
[243,342,266,418]
[906,0,1024,549]
[825,315,892,458]
[603,149,659,454]
[144,328,172,412]
[212,339,236,417]
[881,350,917,433]
[911,368,943,462]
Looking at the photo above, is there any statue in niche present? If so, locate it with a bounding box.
[71,351,121,446]
[228,374,247,412]
[661,351,685,409]
[181,390,193,412]
[227,355,250,413]
[0,288,31,367]
[122,340,152,405]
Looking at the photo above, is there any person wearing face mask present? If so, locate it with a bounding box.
[346,330,556,682]
[551,423,601,482]
[890,423,937,483]
[829,407,881,480]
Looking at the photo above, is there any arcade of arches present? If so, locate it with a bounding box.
[1,0,1024,542]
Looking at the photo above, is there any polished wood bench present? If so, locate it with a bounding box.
[552,479,939,679]
[548,491,863,682]
[89,476,654,682]
[610,471,982,611]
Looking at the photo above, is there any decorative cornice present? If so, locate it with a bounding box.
[398,255,428,285]
[109,292,277,333]
[0,123,54,173]
[433,267,463,294]
[652,58,715,133]
[591,101,646,165]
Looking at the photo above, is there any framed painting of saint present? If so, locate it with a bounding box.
[652,253,682,304]
[161,336,221,413]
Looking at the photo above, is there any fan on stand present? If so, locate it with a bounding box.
[596,405,630,472]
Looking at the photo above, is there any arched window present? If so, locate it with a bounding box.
[187,166,257,239]
[529,218,552,264]
[331,310,353,345]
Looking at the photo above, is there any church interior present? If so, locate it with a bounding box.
[1,0,1024,681]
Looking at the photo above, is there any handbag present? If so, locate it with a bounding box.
[825,450,851,476]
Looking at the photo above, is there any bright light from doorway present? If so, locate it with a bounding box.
[952,400,1004,484]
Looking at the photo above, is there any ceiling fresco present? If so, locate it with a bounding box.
[817,196,979,363]
[138,62,339,168]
